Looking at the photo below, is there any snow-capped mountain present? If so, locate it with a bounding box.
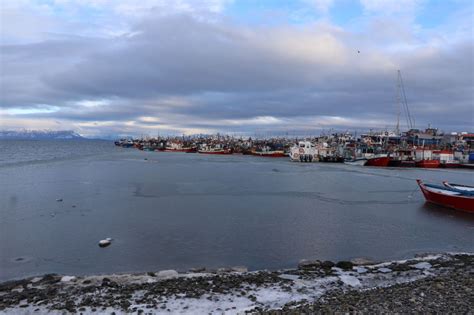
[0,130,85,140]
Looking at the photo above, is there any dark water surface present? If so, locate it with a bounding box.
[1,140,473,281]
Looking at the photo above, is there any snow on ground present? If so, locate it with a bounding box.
[0,253,466,314]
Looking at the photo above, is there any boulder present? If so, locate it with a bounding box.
[157,270,178,279]
[298,259,322,270]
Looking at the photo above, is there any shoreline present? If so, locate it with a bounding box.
[1,252,473,314]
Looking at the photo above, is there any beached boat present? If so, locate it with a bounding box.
[417,179,474,213]
[289,141,318,162]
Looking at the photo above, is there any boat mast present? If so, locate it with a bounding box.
[397,70,414,130]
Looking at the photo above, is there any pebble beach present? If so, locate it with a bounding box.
[1,253,472,314]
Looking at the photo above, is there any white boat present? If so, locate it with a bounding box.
[289,141,318,162]
[344,158,367,166]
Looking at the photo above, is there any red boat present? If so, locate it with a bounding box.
[417,179,474,213]
[163,148,196,153]
[439,161,461,168]
[365,156,390,167]
[251,150,287,158]
[415,159,440,168]
[198,149,232,155]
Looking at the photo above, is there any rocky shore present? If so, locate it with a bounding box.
[0,253,473,314]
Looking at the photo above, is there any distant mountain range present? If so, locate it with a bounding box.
[0,130,85,140]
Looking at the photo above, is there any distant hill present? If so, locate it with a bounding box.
[0,130,85,140]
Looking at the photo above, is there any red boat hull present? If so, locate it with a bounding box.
[251,151,286,158]
[365,156,390,167]
[415,160,440,168]
[162,148,196,153]
[198,150,232,155]
[417,180,474,213]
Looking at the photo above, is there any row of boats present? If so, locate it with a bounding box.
[115,138,473,169]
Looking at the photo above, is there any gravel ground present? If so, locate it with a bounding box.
[1,253,473,314]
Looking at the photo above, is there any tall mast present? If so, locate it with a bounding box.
[397,70,414,130]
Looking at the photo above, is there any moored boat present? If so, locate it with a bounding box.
[251,150,286,157]
[198,144,232,155]
[415,159,440,168]
[344,158,367,166]
[440,160,461,168]
[417,179,474,213]
[365,155,390,167]
[289,141,318,162]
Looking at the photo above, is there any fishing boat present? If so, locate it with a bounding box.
[251,147,287,157]
[415,159,440,168]
[439,160,461,168]
[289,141,318,162]
[198,144,232,155]
[365,155,391,167]
[417,179,474,213]
[162,142,196,153]
[344,158,367,166]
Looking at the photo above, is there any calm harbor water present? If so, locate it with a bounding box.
[1,140,473,281]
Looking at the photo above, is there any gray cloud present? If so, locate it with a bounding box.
[1,11,472,135]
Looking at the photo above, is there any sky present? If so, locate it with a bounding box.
[0,0,472,137]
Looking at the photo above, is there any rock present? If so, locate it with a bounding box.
[98,239,111,247]
[321,261,335,269]
[412,262,432,270]
[336,261,353,270]
[351,258,376,266]
[60,276,76,282]
[231,266,248,273]
[298,259,321,270]
[157,270,178,279]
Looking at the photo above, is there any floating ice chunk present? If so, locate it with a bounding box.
[61,276,76,282]
[412,262,432,270]
[157,270,178,279]
[339,275,361,287]
[378,267,392,273]
[98,239,111,247]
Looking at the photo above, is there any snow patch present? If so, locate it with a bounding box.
[339,275,361,287]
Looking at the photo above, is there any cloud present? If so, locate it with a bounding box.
[0,1,472,136]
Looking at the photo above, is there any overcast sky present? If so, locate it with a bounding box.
[0,0,472,137]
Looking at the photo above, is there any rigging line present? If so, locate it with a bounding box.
[399,71,413,128]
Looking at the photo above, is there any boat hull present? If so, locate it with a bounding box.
[417,179,474,213]
[198,150,232,155]
[415,160,440,168]
[162,148,196,153]
[251,151,286,158]
[365,156,390,167]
